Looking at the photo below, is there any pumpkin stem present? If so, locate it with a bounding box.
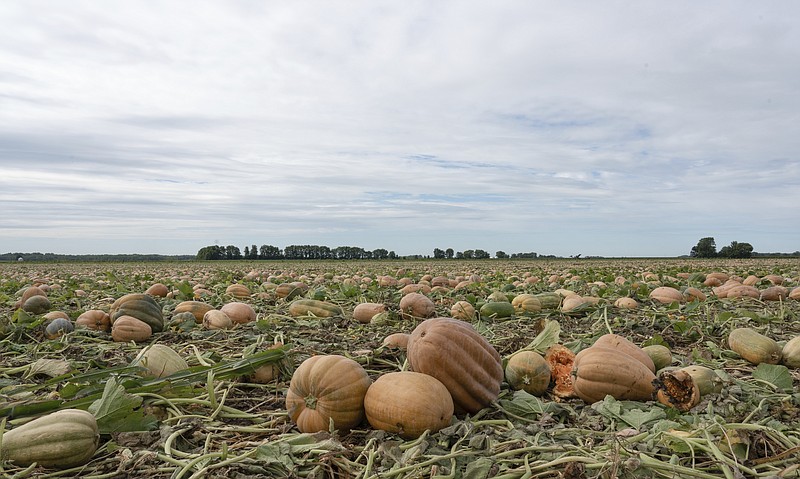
[304,394,317,409]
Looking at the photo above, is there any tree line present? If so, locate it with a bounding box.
[196,244,396,260]
[690,237,755,258]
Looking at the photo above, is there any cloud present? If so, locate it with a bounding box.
[0,1,798,256]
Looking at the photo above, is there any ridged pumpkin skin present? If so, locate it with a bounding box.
[75,310,111,332]
[512,294,542,314]
[642,344,673,371]
[0,409,99,469]
[450,301,476,321]
[285,355,372,433]
[220,302,256,324]
[110,293,164,333]
[174,301,214,323]
[783,336,800,368]
[111,315,153,342]
[407,317,503,415]
[225,284,251,299]
[203,310,234,330]
[382,332,411,349]
[505,351,552,396]
[287,299,343,318]
[728,328,782,365]
[364,371,454,439]
[571,346,656,404]
[133,344,188,378]
[535,292,562,310]
[353,303,385,324]
[399,293,436,319]
[593,334,656,373]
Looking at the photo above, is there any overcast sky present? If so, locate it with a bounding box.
[1,1,798,257]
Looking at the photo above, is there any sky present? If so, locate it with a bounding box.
[1,1,799,258]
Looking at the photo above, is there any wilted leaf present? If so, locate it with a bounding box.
[499,390,568,420]
[463,457,494,479]
[88,377,158,433]
[25,358,72,378]
[592,396,666,430]
[519,319,561,354]
[752,363,793,392]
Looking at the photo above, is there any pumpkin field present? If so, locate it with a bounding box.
[1,258,799,479]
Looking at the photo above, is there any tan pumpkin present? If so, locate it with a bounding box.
[791,287,800,301]
[173,300,214,323]
[382,332,411,349]
[760,286,788,301]
[111,315,152,342]
[110,293,164,333]
[649,286,683,304]
[132,344,188,378]
[75,310,111,332]
[726,285,760,299]
[505,350,551,396]
[560,295,589,314]
[0,409,99,469]
[145,282,169,297]
[364,371,453,439]
[680,365,723,395]
[613,297,639,309]
[592,334,655,372]
[353,303,385,324]
[43,311,69,321]
[728,327,781,365]
[781,336,800,368]
[225,284,251,299]
[450,301,476,321]
[203,310,234,330]
[285,355,372,433]
[407,317,502,414]
[275,282,308,299]
[399,293,436,320]
[220,302,257,324]
[511,294,542,315]
[572,346,655,403]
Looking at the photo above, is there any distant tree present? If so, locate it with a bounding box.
[250,244,258,259]
[719,241,753,258]
[495,251,508,259]
[445,248,454,259]
[456,251,464,259]
[474,249,490,259]
[388,251,397,259]
[196,245,225,260]
[225,245,242,260]
[462,250,474,259]
[243,246,250,258]
[433,248,446,259]
[372,248,389,259]
[690,237,717,258]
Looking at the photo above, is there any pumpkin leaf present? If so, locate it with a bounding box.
[24,358,73,379]
[752,363,793,392]
[88,377,158,433]
[518,319,560,355]
[591,396,666,430]
[463,456,494,479]
[499,390,568,420]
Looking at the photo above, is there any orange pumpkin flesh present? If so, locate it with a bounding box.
[285,355,372,433]
[544,344,577,398]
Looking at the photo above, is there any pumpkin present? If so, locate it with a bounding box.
[642,344,673,371]
[364,371,453,439]
[287,299,343,318]
[781,336,800,368]
[203,310,234,329]
[649,286,683,304]
[132,344,188,378]
[654,369,701,411]
[22,295,51,314]
[592,334,655,372]
[450,301,476,321]
[544,344,577,398]
[382,332,410,349]
[479,301,515,320]
[571,346,655,403]
[725,285,760,299]
[790,287,800,301]
[110,293,164,333]
[728,327,781,365]
[275,282,308,299]
[75,310,111,332]
[285,354,372,433]
[44,318,74,339]
[760,286,788,301]
[400,283,432,295]
[560,295,590,314]
[220,302,257,324]
[407,317,502,414]
[173,300,214,323]
[613,297,639,309]
[535,292,562,310]
[399,293,436,320]
[43,311,69,321]
[511,294,542,315]
[145,282,169,297]
[111,315,153,342]
[353,303,385,324]
[682,287,707,302]
[680,365,723,395]
[0,409,99,469]
[225,284,251,299]
[505,351,551,396]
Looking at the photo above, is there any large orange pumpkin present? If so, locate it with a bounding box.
[285,355,372,433]
[406,317,502,414]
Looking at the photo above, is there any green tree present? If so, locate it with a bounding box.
[474,249,490,259]
[445,248,454,259]
[495,251,508,259]
[690,237,717,258]
[433,248,446,259]
[719,241,753,258]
